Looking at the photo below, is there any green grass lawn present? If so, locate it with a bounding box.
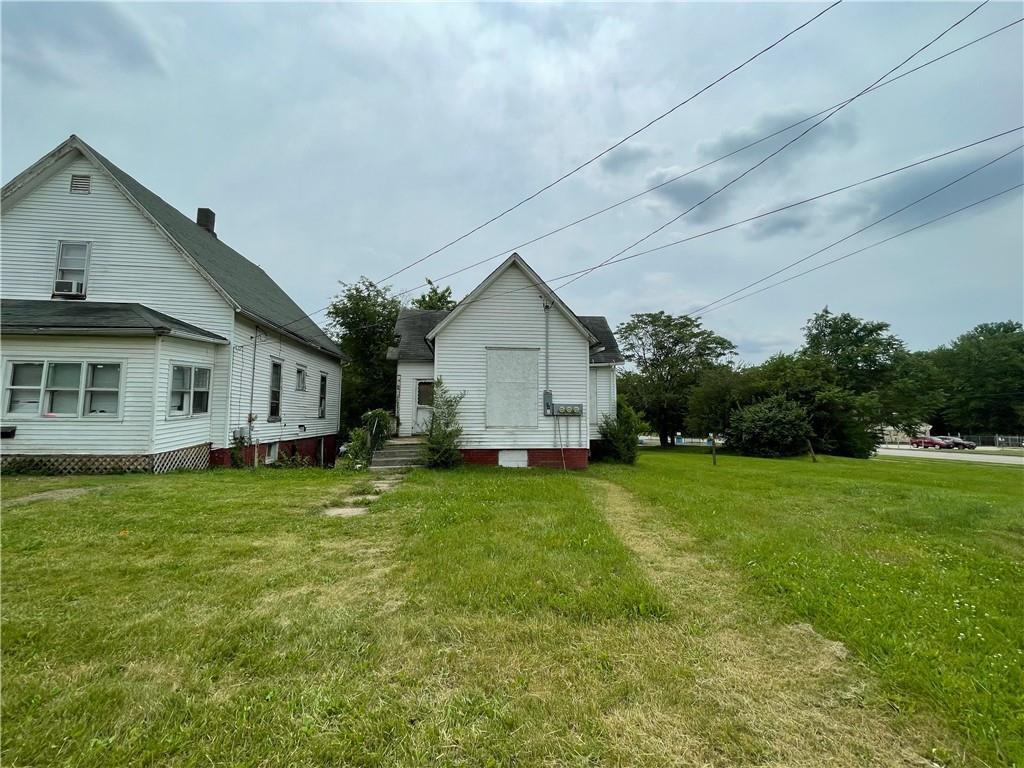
[592,448,1024,767]
[2,455,1021,766]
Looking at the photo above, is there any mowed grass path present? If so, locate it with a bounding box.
[593,449,1024,767]
[2,455,1020,766]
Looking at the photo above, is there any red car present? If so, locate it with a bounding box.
[909,436,953,449]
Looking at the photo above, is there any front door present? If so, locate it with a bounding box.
[414,379,434,434]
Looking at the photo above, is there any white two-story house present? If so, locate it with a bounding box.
[0,135,344,473]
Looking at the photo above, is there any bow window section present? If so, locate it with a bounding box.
[169,365,211,417]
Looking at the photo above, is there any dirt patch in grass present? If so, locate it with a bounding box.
[4,487,98,508]
[591,479,951,767]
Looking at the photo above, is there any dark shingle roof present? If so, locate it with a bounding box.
[1,299,228,342]
[389,308,451,361]
[76,138,342,359]
[579,316,624,364]
[389,308,623,364]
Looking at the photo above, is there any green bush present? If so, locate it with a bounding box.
[345,426,372,469]
[726,395,812,458]
[597,398,649,464]
[361,408,393,453]
[423,378,463,469]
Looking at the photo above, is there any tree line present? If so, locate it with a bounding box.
[324,276,1023,457]
[618,309,1023,457]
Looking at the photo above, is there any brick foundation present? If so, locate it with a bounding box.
[209,434,337,468]
[460,447,588,469]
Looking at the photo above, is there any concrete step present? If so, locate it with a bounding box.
[370,464,421,471]
[375,445,424,455]
[371,456,425,468]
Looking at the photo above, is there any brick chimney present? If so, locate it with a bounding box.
[197,208,216,237]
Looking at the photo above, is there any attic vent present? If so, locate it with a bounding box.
[69,175,91,194]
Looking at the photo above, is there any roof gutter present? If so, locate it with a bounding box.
[237,309,344,361]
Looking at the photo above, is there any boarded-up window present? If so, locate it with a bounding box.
[486,348,538,427]
[417,380,434,407]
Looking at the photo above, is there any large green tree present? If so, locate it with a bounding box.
[325,278,400,431]
[410,279,457,311]
[616,312,735,447]
[926,321,1024,434]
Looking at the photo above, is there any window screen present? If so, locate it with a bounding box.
[417,380,434,407]
[486,349,538,427]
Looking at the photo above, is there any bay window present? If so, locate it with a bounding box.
[5,361,122,417]
[168,364,211,417]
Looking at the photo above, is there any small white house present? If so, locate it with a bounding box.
[0,135,344,473]
[388,253,623,469]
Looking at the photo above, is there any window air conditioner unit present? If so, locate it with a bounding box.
[54,280,85,296]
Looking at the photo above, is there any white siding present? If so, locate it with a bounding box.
[228,316,341,446]
[0,335,155,454]
[396,360,434,437]
[152,336,219,453]
[1,153,235,339]
[433,262,591,449]
[589,365,617,431]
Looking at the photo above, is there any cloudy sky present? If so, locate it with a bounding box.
[3,1,1021,362]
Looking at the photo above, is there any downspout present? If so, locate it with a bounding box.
[249,327,258,468]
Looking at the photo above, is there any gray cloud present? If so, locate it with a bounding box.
[745,211,811,240]
[600,143,661,175]
[697,108,859,173]
[1,2,162,85]
[643,169,733,224]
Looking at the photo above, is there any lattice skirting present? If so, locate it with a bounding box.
[1,443,211,475]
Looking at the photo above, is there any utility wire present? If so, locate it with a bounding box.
[228,12,1015,346]
[373,1,843,284]
[692,182,1023,317]
[552,0,991,292]
[395,16,1022,299]
[233,128,1020,353]
[687,143,1022,316]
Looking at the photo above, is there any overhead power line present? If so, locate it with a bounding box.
[686,143,1022,317]
[552,0,992,293]
[692,182,1023,317]
[395,15,1022,299]
[233,128,1020,353]
[229,11,1015,346]
[373,0,843,284]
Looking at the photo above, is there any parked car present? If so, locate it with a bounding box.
[936,436,977,450]
[909,436,954,449]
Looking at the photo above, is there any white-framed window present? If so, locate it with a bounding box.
[295,365,307,392]
[168,364,211,417]
[318,372,327,419]
[268,360,282,421]
[83,363,121,416]
[486,348,538,427]
[44,362,83,415]
[4,360,122,418]
[5,362,44,414]
[53,241,90,298]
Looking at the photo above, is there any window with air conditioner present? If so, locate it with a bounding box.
[53,242,89,297]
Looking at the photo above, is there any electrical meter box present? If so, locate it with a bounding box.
[552,403,583,416]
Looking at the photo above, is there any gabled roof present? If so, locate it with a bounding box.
[579,316,625,364]
[1,136,342,360]
[1,298,228,343]
[387,308,451,362]
[388,257,623,365]
[425,253,598,345]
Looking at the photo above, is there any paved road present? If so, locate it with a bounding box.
[876,447,1024,466]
